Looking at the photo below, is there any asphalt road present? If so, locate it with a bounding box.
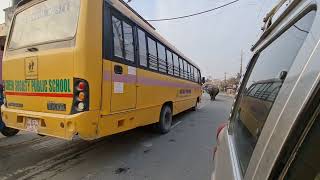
[0,94,233,180]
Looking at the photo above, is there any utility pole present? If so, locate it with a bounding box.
[224,72,227,92]
[240,50,243,78]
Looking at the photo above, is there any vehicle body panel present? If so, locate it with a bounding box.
[212,0,320,179]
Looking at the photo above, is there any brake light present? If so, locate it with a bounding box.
[78,82,85,91]
[72,78,89,114]
[213,122,228,161]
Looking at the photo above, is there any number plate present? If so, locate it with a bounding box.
[26,118,39,133]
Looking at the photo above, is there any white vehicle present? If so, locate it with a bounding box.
[212,0,320,179]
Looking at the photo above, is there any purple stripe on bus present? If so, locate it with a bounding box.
[137,77,199,89]
[103,70,200,89]
[104,71,111,81]
[113,74,136,83]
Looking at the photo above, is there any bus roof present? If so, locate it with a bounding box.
[109,0,201,70]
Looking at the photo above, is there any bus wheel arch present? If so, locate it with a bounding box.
[192,97,200,111]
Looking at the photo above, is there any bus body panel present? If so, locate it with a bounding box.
[2,0,202,140]
[74,0,103,112]
[110,62,137,112]
[3,49,74,114]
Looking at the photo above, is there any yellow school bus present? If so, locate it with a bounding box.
[239,79,282,139]
[1,0,203,140]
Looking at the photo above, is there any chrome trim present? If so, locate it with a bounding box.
[228,134,242,180]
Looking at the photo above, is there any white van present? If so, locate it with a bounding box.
[212,0,320,179]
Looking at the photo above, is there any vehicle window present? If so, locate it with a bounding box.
[187,64,190,80]
[147,37,158,70]
[138,29,147,67]
[284,115,320,180]
[123,22,134,62]
[195,68,198,83]
[248,84,262,97]
[254,83,269,98]
[179,58,184,78]
[233,11,316,174]
[257,83,272,99]
[112,16,123,58]
[183,60,188,79]
[190,65,193,80]
[9,0,80,49]
[158,43,167,73]
[266,82,282,102]
[167,50,174,75]
[191,66,195,81]
[173,53,179,77]
[245,84,256,95]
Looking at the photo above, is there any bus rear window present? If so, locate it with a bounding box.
[9,0,80,49]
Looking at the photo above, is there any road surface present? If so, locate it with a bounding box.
[0,94,233,180]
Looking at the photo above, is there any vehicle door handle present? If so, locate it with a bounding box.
[114,65,123,75]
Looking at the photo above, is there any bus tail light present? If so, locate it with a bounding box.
[72,78,89,114]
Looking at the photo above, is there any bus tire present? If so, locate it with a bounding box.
[156,105,172,134]
[192,101,198,111]
[1,127,19,137]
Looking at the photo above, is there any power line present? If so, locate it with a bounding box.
[146,0,240,22]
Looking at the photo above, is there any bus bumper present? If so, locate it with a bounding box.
[1,107,100,140]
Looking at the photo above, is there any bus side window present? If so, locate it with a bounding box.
[183,60,188,79]
[179,58,184,78]
[167,50,174,75]
[189,64,193,80]
[137,28,147,67]
[187,63,190,80]
[147,37,158,71]
[112,16,124,58]
[157,43,166,73]
[194,67,198,83]
[173,54,179,77]
[123,22,134,62]
[111,15,135,63]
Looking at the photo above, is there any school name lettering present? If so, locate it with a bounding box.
[4,79,71,93]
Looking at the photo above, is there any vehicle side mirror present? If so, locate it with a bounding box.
[279,71,288,81]
[201,77,206,84]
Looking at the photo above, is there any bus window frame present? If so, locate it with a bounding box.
[109,9,137,66]
[7,0,80,52]
[103,2,202,84]
[136,27,148,68]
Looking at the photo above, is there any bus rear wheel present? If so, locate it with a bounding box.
[1,127,19,137]
[192,101,198,111]
[156,105,172,134]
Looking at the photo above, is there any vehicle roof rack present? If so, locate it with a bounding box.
[251,0,299,51]
[118,0,156,30]
[17,0,32,8]
[261,0,293,32]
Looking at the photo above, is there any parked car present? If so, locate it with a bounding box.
[212,0,320,179]
[0,85,19,137]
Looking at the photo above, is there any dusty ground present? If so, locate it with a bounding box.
[0,94,233,180]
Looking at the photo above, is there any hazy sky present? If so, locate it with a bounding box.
[0,0,278,79]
